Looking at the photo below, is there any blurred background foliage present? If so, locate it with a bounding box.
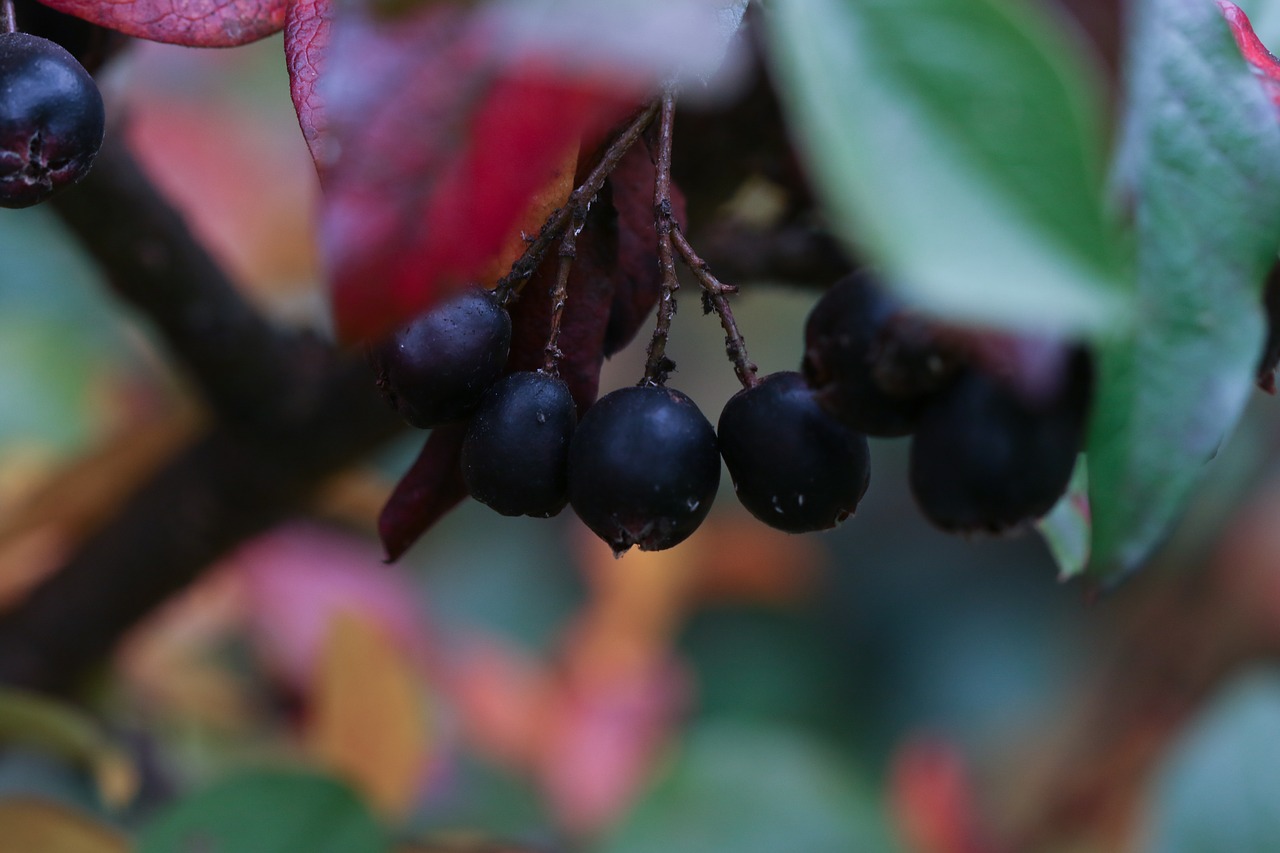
[3,16,1280,853]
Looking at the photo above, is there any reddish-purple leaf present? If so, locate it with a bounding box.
[1219,1,1280,106]
[378,423,469,562]
[285,0,331,169]
[41,0,285,46]
[313,2,638,343]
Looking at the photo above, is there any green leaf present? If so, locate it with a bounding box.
[1085,0,1280,584]
[599,724,897,853]
[1035,457,1090,580]
[763,0,1127,335]
[1146,670,1280,853]
[138,769,390,853]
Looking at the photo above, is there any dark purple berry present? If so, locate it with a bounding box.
[462,371,577,518]
[0,32,104,209]
[803,270,955,436]
[568,385,720,554]
[908,350,1092,534]
[369,286,511,429]
[718,371,870,533]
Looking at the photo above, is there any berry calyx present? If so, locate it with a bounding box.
[908,349,1092,534]
[369,286,512,429]
[0,32,104,209]
[462,371,577,518]
[718,371,871,533]
[803,271,956,436]
[568,385,720,554]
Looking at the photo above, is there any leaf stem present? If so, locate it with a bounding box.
[496,99,660,305]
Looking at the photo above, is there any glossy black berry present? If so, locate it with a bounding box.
[568,385,720,554]
[803,270,955,436]
[462,371,577,518]
[369,286,512,429]
[718,371,870,533]
[908,350,1092,534]
[0,32,104,209]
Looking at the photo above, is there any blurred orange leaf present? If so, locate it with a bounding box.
[0,799,127,853]
[476,143,579,286]
[306,611,431,819]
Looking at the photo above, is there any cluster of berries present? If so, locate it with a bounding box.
[0,15,105,209]
[804,272,1092,534]
[372,271,1092,556]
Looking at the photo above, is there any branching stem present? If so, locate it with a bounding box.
[673,228,758,389]
[643,85,758,389]
[496,100,660,305]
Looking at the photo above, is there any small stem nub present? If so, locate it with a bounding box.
[1,0,17,34]
[543,227,578,374]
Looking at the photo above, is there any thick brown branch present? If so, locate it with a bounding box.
[49,132,315,432]
[0,132,406,693]
[0,358,401,693]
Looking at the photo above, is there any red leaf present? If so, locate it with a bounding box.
[285,0,331,169]
[888,735,996,853]
[40,0,284,46]
[315,3,639,343]
[378,423,469,562]
[1219,1,1280,106]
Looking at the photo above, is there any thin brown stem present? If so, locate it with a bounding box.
[672,228,758,389]
[543,228,578,374]
[642,88,680,387]
[0,0,15,34]
[496,100,660,305]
